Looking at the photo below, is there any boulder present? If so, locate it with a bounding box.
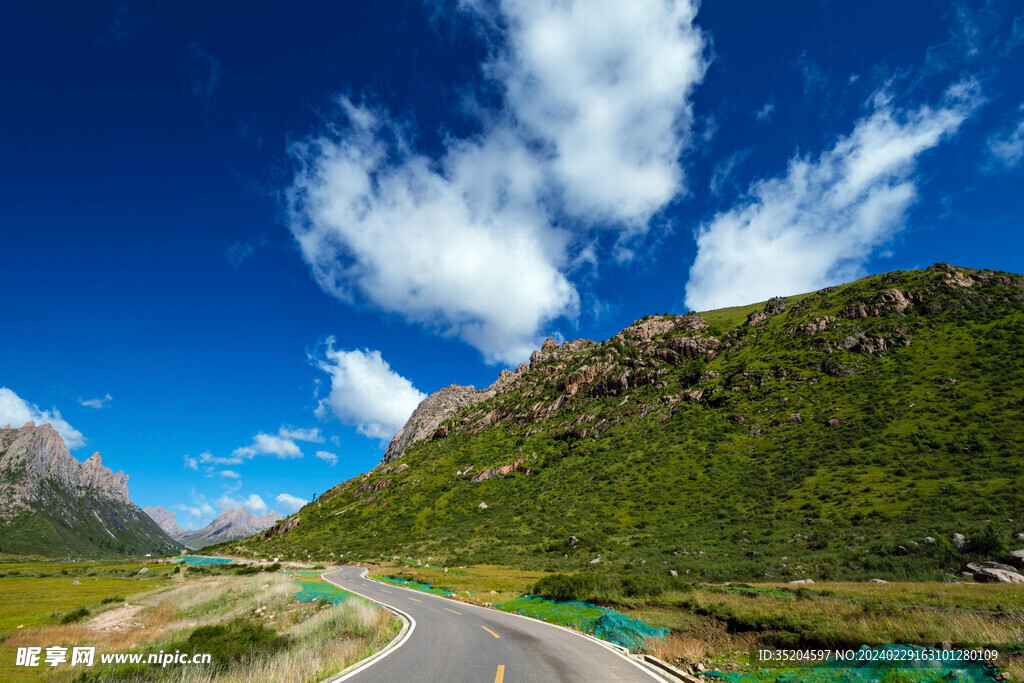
[868,579,889,584]
[788,579,814,584]
[966,562,1024,583]
[1009,549,1024,569]
[952,533,967,549]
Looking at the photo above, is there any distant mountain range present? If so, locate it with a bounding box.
[0,422,182,558]
[145,504,282,549]
[228,264,1024,581]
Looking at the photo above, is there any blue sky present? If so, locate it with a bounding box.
[1,1,1022,529]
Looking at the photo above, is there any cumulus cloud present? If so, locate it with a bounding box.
[287,0,706,363]
[275,493,308,514]
[685,82,982,311]
[313,340,426,442]
[184,454,199,470]
[219,470,241,479]
[0,387,86,449]
[79,393,113,409]
[232,426,322,460]
[987,106,1024,169]
[315,450,339,466]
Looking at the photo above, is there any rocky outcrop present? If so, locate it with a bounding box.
[261,516,300,539]
[144,505,184,538]
[966,561,1024,583]
[0,423,131,520]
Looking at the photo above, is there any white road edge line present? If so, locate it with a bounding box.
[351,567,667,682]
[318,570,417,683]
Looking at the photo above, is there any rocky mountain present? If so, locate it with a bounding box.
[0,423,182,557]
[175,506,283,549]
[226,264,1024,581]
[143,505,185,538]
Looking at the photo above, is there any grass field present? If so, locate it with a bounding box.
[0,560,400,683]
[367,563,1024,681]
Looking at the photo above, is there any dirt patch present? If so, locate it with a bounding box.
[86,604,145,632]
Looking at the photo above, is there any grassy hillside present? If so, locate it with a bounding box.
[0,482,181,559]
[221,263,1024,581]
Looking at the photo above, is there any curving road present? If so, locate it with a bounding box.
[322,567,668,682]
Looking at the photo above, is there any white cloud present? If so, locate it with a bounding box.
[709,148,752,197]
[685,82,981,311]
[279,427,323,442]
[175,491,218,529]
[219,470,241,479]
[184,454,199,471]
[470,0,708,226]
[0,387,86,449]
[232,425,322,460]
[315,450,338,466]
[245,493,267,514]
[754,101,775,122]
[313,340,426,442]
[275,493,307,514]
[987,106,1024,168]
[287,0,706,363]
[79,393,112,409]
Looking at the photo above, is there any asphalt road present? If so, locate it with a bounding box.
[322,567,668,683]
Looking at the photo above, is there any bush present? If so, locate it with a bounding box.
[179,620,290,671]
[234,566,259,575]
[265,562,282,572]
[533,573,603,601]
[101,596,125,604]
[57,607,90,623]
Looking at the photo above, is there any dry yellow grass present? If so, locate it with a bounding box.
[3,569,399,683]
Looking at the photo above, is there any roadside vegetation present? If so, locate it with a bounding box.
[0,560,400,683]
[368,563,1024,681]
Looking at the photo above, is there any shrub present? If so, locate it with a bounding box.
[58,607,90,623]
[265,562,282,572]
[533,573,603,602]
[179,619,290,671]
[234,566,259,575]
[101,596,125,604]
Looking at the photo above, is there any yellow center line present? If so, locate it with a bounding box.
[481,625,500,639]
[495,664,505,682]
[408,597,423,603]
[444,607,462,615]
[361,584,369,587]
[380,589,392,593]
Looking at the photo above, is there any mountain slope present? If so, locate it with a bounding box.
[226,264,1024,580]
[176,507,283,549]
[143,505,185,538]
[0,423,182,558]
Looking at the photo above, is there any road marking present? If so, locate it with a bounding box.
[444,607,461,615]
[380,589,392,593]
[408,597,422,603]
[495,664,505,683]
[481,625,500,639]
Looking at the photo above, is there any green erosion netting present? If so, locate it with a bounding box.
[706,645,1001,683]
[293,580,354,606]
[172,556,234,566]
[495,595,669,649]
[378,575,455,597]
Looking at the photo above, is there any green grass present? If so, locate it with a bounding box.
[220,265,1024,586]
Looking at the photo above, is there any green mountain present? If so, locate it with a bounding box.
[225,263,1024,581]
[0,423,183,558]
